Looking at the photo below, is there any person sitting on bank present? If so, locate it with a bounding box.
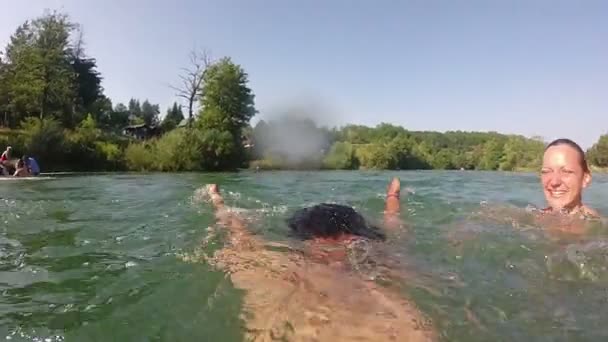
[23,155,40,176]
[0,146,12,166]
[13,158,31,177]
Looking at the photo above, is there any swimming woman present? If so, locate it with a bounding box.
[457,138,602,241]
[13,158,31,177]
[197,178,435,342]
[540,138,600,218]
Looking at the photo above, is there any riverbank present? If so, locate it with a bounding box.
[3,125,607,173]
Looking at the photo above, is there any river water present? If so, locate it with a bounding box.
[1,171,607,341]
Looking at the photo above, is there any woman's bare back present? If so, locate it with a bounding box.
[194,182,436,342]
[206,229,434,341]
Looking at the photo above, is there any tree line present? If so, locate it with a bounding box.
[248,119,546,171]
[0,10,253,171]
[0,10,606,172]
[249,119,608,171]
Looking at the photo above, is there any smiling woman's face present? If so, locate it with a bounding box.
[541,144,591,211]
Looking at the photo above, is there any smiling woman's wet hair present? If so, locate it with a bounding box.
[545,138,589,173]
[286,203,386,241]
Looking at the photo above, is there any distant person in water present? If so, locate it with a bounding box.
[197,177,435,341]
[540,138,600,218]
[13,158,30,177]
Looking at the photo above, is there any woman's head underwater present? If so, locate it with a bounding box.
[286,203,386,241]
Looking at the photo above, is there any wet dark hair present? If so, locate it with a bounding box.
[286,203,386,241]
[545,138,589,173]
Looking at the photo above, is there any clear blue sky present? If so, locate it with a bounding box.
[2,0,607,148]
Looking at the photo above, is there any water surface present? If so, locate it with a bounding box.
[1,171,607,341]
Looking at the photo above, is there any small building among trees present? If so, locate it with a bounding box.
[122,123,160,140]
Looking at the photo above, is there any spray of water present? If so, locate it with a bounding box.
[253,99,341,167]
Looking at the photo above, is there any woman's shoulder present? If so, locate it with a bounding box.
[536,205,601,220]
[582,205,601,219]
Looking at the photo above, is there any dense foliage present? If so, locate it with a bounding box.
[587,134,608,168]
[250,120,550,171]
[0,10,606,173]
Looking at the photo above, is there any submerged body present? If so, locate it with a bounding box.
[460,138,604,240]
[196,179,435,341]
[13,159,30,177]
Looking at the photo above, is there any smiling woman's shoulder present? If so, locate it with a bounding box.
[582,206,601,219]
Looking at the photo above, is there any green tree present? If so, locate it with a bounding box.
[197,57,256,170]
[161,102,184,132]
[497,136,540,171]
[89,95,112,127]
[199,129,238,170]
[20,117,67,168]
[31,11,76,124]
[1,22,45,126]
[388,133,427,169]
[199,57,256,135]
[127,98,141,122]
[587,134,608,167]
[70,29,103,123]
[0,52,10,126]
[479,139,504,170]
[355,143,397,170]
[102,102,129,130]
[1,11,79,126]
[141,99,160,126]
[323,141,357,169]
[341,124,373,144]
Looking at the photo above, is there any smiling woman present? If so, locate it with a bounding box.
[540,138,600,218]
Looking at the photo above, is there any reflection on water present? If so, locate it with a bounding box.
[0,171,606,341]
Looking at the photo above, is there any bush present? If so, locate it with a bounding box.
[322,142,357,169]
[123,128,207,172]
[0,130,26,158]
[20,117,67,169]
[154,129,203,171]
[198,128,240,171]
[587,134,608,167]
[124,142,156,171]
[355,143,397,170]
[63,114,128,171]
[94,141,124,170]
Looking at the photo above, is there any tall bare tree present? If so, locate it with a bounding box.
[170,49,211,127]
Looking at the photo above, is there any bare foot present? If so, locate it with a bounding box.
[206,184,225,208]
[384,177,401,226]
[207,184,220,195]
[387,177,400,199]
